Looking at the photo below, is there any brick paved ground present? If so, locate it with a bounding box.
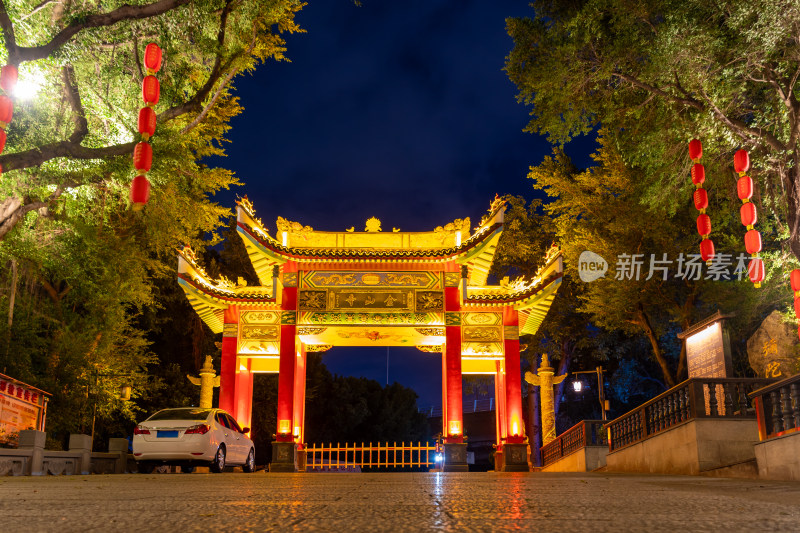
[0,472,798,532]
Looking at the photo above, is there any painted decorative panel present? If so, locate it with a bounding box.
[301,271,440,289]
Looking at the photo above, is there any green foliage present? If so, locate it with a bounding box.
[0,0,306,442]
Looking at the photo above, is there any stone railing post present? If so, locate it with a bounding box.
[69,434,92,475]
[108,438,129,474]
[18,430,46,476]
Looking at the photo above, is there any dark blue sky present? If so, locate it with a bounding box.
[214,1,595,407]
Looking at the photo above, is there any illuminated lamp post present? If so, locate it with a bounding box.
[571,366,609,422]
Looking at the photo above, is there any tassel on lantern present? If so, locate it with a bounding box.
[131,43,162,209]
[689,139,714,264]
[735,149,763,287]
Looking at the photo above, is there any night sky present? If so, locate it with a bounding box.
[212,1,596,408]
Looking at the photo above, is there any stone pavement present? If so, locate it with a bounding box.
[0,471,799,532]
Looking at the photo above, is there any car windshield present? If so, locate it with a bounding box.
[147,408,212,421]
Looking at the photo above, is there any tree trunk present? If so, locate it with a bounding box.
[5,259,16,357]
[636,304,676,387]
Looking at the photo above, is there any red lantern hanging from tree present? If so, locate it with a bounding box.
[734,149,750,174]
[744,230,762,255]
[138,107,157,140]
[740,202,757,227]
[700,239,715,263]
[691,163,705,185]
[133,142,152,172]
[0,95,13,126]
[131,45,165,209]
[0,65,18,93]
[791,269,800,292]
[689,138,702,161]
[130,175,150,209]
[748,258,765,287]
[144,43,162,73]
[688,139,714,264]
[734,149,763,287]
[142,76,160,106]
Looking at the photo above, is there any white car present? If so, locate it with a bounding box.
[133,407,255,474]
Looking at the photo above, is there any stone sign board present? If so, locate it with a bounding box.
[747,310,799,379]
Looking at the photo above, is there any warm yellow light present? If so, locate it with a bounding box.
[239,364,248,371]
[455,231,462,247]
[278,419,292,434]
[511,419,519,436]
[293,426,300,437]
[448,420,461,436]
[282,231,288,246]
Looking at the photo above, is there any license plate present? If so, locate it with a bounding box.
[157,430,179,438]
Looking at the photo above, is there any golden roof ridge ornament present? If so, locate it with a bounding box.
[365,217,382,232]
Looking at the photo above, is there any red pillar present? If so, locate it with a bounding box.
[219,305,239,414]
[494,360,507,446]
[234,357,253,434]
[276,262,298,442]
[503,307,524,444]
[443,280,463,443]
[293,344,307,447]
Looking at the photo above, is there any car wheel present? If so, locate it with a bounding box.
[210,445,226,473]
[181,466,196,474]
[243,449,255,473]
[137,461,155,474]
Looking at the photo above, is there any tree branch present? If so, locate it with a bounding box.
[5,0,191,64]
[61,65,88,144]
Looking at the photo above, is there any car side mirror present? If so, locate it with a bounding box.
[242,427,250,434]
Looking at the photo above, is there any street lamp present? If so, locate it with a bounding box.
[571,366,609,421]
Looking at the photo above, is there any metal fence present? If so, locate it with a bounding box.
[305,441,437,471]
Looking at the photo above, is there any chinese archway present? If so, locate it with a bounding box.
[177,196,562,471]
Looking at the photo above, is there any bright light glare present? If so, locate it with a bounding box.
[434,453,443,462]
[13,68,44,100]
[572,380,583,393]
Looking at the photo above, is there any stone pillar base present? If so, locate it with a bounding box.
[269,441,297,472]
[442,442,469,472]
[501,443,530,472]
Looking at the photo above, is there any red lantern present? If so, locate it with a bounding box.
[700,238,715,263]
[142,75,160,106]
[745,229,762,255]
[133,142,153,172]
[748,258,765,284]
[734,149,750,174]
[791,269,800,292]
[691,163,705,185]
[130,175,151,207]
[737,175,753,201]
[794,297,800,318]
[740,202,757,227]
[696,214,711,236]
[693,188,708,211]
[138,107,157,139]
[144,43,162,73]
[0,128,6,153]
[0,64,18,93]
[0,94,13,125]
[688,139,702,161]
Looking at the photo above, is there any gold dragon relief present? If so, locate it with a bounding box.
[415,291,444,311]
[462,342,504,356]
[240,325,280,341]
[462,326,502,342]
[298,290,328,311]
[240,311,280,324]
[331,289,414,311]
[463,313,502,326]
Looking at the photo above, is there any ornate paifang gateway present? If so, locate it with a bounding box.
[177,196,563,472]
